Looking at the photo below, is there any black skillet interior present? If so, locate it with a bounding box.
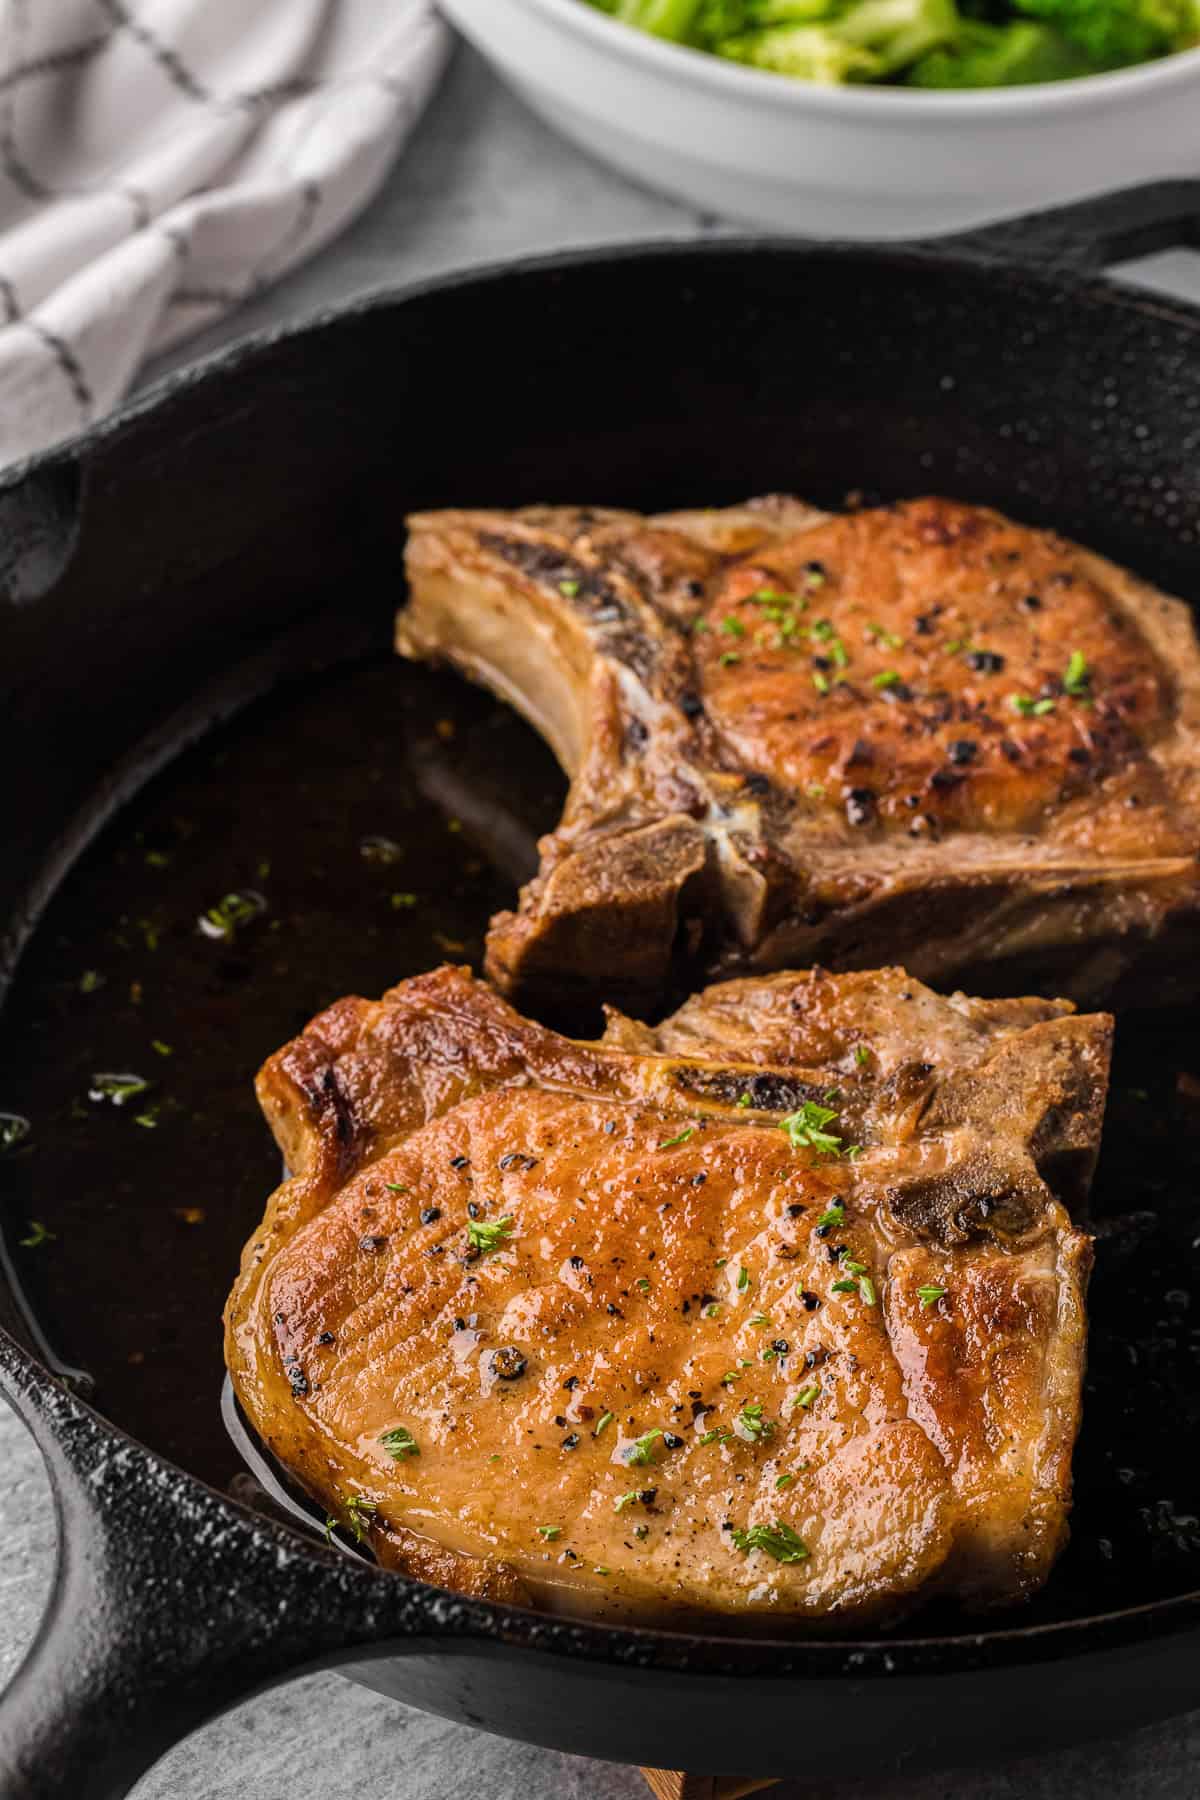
[3,181,1200,1798]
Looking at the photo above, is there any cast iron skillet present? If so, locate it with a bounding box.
[2,180,1200,1800]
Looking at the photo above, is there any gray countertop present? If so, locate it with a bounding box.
[4,40,1200,1800]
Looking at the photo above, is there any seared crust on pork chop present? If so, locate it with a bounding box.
[399,496,1200,1013]
[225,964,1109,1627]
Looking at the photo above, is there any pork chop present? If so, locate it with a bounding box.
[225,963,1110,1628]
[399,497,1200,1014]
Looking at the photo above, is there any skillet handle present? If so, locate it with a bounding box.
[0,1339,436,1800]
[940,177,1200,274]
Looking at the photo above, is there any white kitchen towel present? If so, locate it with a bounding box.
[0,0,450,467]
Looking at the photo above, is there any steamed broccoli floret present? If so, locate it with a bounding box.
[716,21,884,74]
[607,0,706,38]
[1011,0,1196,60]
[831,0,960,65]
[587,0,1199,74]
[715,0,958,76]
[909,16,1102,78]
[696,0,836,28]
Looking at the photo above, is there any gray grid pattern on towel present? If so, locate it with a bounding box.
[0,0,449,464]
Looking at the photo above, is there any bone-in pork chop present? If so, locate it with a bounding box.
[225,963,1110,1627]
[399,497,1200,1014]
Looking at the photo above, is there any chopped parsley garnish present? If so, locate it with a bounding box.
[636,1276,650,1293]
[558,579,580,597]
[809,618,835,642]
[793,1385,821,1410]
[19,1220,54,1249]
[776,1473,795,1490]
[815,1202,845,1230]
[781,1101,842,1157]
[326,1494,377,1545]
[624,1429,664,1467]
[1064,650,1091,696]
[730,1520,810,1564]
[833,1265,876,1303]
[854,1045,871,1067]
[385,1182,408,1194]
[467,1214,514,1254]
[720,651,741,667]
[88,1072,150,1108]
[866,622,903,649]
[1009,694,1056,717]
[537,1524,562,1540]
[595,1411,614,1436]
[736,1092,752,1108]
[657,1128,694,1150]
[0,1115,31,1152]
[736,1265,751,1293]
[917,1283,947,1310]
[812,671,830,695]
[198,890,265,941]
[736,1401,775,1441]
[379,1426,419,1460]
[700,1426,732,1446]
[829,637,849,669]
[871,669,901,689]
[721,616,746,637]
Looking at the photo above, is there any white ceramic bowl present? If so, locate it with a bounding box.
[441,0,1200,238]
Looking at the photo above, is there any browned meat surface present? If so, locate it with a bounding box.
[399,497,1200,1014]
[225,963,1110,1628]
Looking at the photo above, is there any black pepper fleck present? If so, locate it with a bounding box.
[966,650,1005,674]
[845,788,877,828]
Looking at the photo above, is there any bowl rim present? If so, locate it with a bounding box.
[505,0,1200,114]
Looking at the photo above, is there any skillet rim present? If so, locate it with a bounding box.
[4,232,1200,1679]
[5,226,1200,500]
